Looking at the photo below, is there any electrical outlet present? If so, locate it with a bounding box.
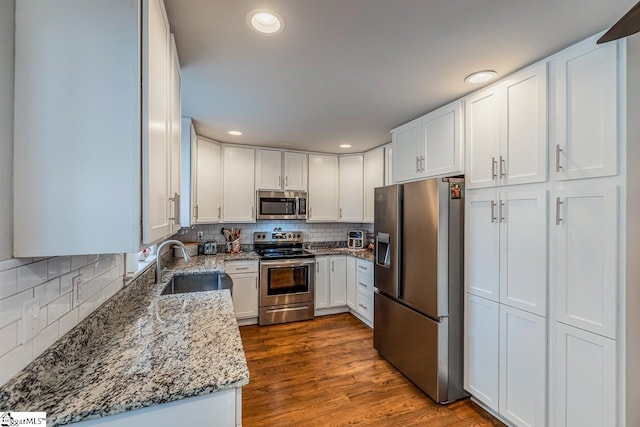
[74,274,86,302]
[22,300,42,342]
[197,231,204,241]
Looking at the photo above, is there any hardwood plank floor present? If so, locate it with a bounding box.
[240,313,503,426]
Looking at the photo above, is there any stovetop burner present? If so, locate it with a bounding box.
[253,231,315,260]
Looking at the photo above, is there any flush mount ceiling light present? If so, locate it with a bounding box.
[339,144,352,148]
[228,130,243,136]
[247,9,285,35]
[464,70,498,84]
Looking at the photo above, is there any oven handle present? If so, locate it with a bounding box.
[265,306,311,314]
[259,258,316,267]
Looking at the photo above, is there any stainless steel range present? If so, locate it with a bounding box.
[254,231,315,326]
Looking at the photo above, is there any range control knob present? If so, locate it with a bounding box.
[296,233,301,238]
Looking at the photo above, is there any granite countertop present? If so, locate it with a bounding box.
[0,255,250,426]
[308,248,375,263]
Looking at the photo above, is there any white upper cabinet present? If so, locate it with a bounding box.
[423,100,464,177]
[555,323,616,427]
[308,154,339,221]
[364,147,385,223]
[339,155,364,222]
[392,101,463,183]
[13,0,174,255]
[384,143,393,186]
[194,136,222,224]
[255,150,283,191]
[223,146,256,223]
[391,117,422,183]
[554,186,618,338]
[283,152,308,191]
[168,35,181,235]
[466,63,548,189]
[465,190,547,315]
[255,150,308,191]
[554,39,619,181]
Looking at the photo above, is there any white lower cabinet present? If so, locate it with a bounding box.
[465,294,547,426]
[346,257,357,310]
[226,261,259,320]
[315,256,347,311]
[464,293,499,411]
[554,323,616,427]
[499,305,546,427]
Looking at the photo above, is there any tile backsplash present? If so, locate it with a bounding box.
[0,254,124,386]
[176,220,374,245]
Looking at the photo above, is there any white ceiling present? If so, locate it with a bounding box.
[165,0,635,154]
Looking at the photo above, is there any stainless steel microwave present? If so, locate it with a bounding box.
[257,191,307,220]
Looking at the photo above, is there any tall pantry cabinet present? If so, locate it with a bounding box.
[14,0,180,256]
[464,34,625,427]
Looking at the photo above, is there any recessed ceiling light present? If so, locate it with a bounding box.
[464,70,498,84]
[247,9,285,35]
[228,130,243,136]
[339,144,352,148]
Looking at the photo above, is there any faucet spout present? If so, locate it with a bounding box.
[156,240,192,284]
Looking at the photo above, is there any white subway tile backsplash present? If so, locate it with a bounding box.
[47,256,71,279]
[0,322,18,357]
[47,293,72,324]
[17,260,48,292]
[32,322,58,357]
[60,271,76,295]
[0,290,34,328]
[0,258,33,272]
[0,342,33,386]
[71,255,88,270]
[58,308,78,337]
[78,300,93,322]
[0,269,17,300]
[34,278,60,307]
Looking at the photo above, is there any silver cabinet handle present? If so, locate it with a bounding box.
[499,200,505,223]
[218,206,221,219]
[500,156,506,178]
[255,276,258,289]
[421,156,425,173]
[358,265,367,270]
[168,193,180,224]
[490,200,497,223]
[416,156,420,173]
[331,261,334,272]
[358,282,367,288]
[359,303,368,310]
[194,205,199,220]
[309,207,312,218]
[316,263,319,273]
[285,176,288,187]
[555,145,563,173]
[235,267,249,271]
[491,157,497,179]
[278,175,281,187]
[251,206,254,219]
[340,208,343,218]
[555,197,563,225]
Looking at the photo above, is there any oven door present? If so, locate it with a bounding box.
[260,258,315,306]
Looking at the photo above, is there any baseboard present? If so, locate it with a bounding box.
[469,396,514,426]
[237,317,258,326]
[314,306,349,316]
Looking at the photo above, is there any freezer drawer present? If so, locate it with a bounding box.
[374,292,451,403]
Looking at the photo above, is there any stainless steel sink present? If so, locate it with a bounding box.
[161,272,233,295]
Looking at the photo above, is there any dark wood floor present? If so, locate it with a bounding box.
[240,313,503,426]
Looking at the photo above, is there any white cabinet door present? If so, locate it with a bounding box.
[329,256,347,307]
[555,40,618,181]
[555,323,616,427]
[384,143,393,186]
[230,273,259,319]
[142,0,171,244]
[499,190,547,316]
[465,193,500,301]
[223,146,256,222]
[308,154,339,221]
[391,117,423,183]
[339,155,364,222]
[194,136,222,223]
[501,63,548,186]
[499,305,547,427]
[315,257,331,309]
[346,257,357,310]
[283,152,307,191]
[168,35,181,235]
[554,187,618,338]
[255,149,282,190]
[423,100,464,177]
[465,88,501,189]
[364,147,384,223]
[464,293,499,411]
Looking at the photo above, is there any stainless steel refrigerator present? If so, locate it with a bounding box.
[373,178,467,404]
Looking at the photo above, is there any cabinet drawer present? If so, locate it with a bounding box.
[356,259,373,275]
[356,289,373,321]
[225,260,259,274]
[356,274,373,294]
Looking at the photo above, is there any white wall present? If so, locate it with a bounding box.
[0,0,14,261]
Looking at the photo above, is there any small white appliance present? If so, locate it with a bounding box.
[347,230,365,249]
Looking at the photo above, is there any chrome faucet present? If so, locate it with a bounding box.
[156,240,192,284]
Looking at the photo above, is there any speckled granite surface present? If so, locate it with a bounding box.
[308,248,375,263]
[0,256,249,426]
